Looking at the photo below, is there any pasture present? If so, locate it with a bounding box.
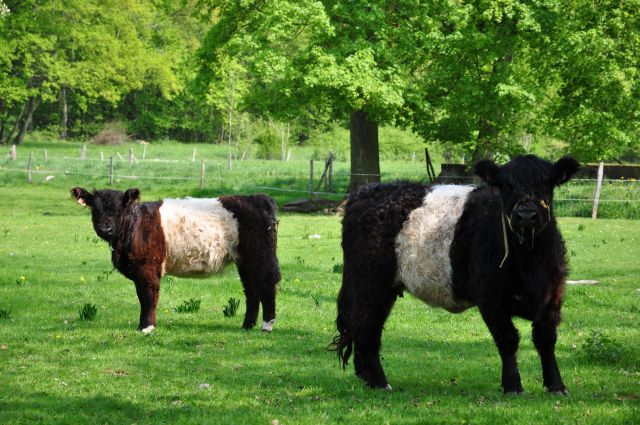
[1,141,639,424]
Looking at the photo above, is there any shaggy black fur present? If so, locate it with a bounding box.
[333,155,579,394]
[220,194,281,329]
[71,187,281,332]
[333,182,427,389]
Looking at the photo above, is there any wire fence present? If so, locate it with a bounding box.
[2,148,639,218]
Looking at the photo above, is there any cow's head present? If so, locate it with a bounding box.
[70,187,141,243]
[474,155,579,247]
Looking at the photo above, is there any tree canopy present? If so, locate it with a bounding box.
[0,0,638,169]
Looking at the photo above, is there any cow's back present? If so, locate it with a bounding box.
[159,198,239,277]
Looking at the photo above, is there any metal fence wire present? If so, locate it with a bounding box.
[2,152,639,219]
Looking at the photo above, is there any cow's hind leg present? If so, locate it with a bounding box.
[533,305,567,394]
[352,283,399,390]
[238,265,260,330]
[479,304,523,394]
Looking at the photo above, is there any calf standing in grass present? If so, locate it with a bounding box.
[71,187,280,333]
[333,155,579,394]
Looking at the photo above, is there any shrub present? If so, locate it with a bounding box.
[254,129,282,160]
[91,121,131,145]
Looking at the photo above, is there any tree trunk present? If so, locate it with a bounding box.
[4,103,27,145]
[60,86,68,140]
[13,96,40,145]
[0,101,5,145]
[348,109,380,193]
[471,117,497,163]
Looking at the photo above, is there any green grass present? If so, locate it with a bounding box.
[0,184,638,424]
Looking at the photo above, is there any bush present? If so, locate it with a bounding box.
[580,331,624,363]
[254,129,282,160]
[91,121,131,145]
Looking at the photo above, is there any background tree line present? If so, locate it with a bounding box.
[1,0,639,188]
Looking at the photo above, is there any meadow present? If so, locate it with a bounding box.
[0,139,639,424]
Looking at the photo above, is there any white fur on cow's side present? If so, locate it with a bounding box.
[395,185,475,313]
[160,198,239,277]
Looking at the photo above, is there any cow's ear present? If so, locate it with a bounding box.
[553,156,580,186]
[71,187,93,207]
[123,188,140,207]
[474,160,500,186]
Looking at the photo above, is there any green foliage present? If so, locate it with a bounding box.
[580,331,625,364]
[78,303,97,321]
[222,297,240,318]
[0,308,11,319]
[173,298,201,314]
[253,128,281,160]
[332,263,343,274]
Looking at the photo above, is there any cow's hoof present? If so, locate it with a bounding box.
[547,388,569,396]
[140,325,155,335]
[261,319,276,332]
[504,389,524,396]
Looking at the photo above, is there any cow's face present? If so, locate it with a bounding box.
[71,187,140,243]
[474,155,579,246]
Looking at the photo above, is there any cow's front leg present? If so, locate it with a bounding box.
[533,306,567,394]
[134,275,160,334]
[479,305,523,394]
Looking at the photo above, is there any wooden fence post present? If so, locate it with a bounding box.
[80,144,87,160]
[200,159,205,190]
[27,152,33,183]
[192,148,196,163]
[100,152,104,161]
[10,145,16,160]
[109,156,114,186]
[328,154,333,193]
[591,161,605,219]
[44,149,48,163]
[116,152,124,162]
[142,143,147,160]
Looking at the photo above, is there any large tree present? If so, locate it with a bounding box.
[197,0,431,190]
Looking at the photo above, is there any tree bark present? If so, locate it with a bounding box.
[13,96,40,145]
[349,109,380,193]
[4,103,27,145]
[60,86,68,140]
[471,117,497,163]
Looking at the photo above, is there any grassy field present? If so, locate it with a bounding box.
[1,139,639,423]
[0,180,638,424]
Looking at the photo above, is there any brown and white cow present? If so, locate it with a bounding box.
[71,187,280,333]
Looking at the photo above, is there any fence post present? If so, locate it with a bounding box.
[328,154,333,193]
[192,148,196,163]
[591,161,604,220]
[142,143,147,160]
[44,149,48,163]
[100,152,104,161]
[309,159,314,199]
[109,156,114,186]
[200,159,206,190]
[10,144,16,160]
[81,144,87,160]
[27,151,33,183]
[412,152,416,163]
[116,152,124,162]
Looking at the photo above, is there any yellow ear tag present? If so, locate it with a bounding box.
[539,199,549,209]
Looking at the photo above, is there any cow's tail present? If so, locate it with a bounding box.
[330,276,353,369]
